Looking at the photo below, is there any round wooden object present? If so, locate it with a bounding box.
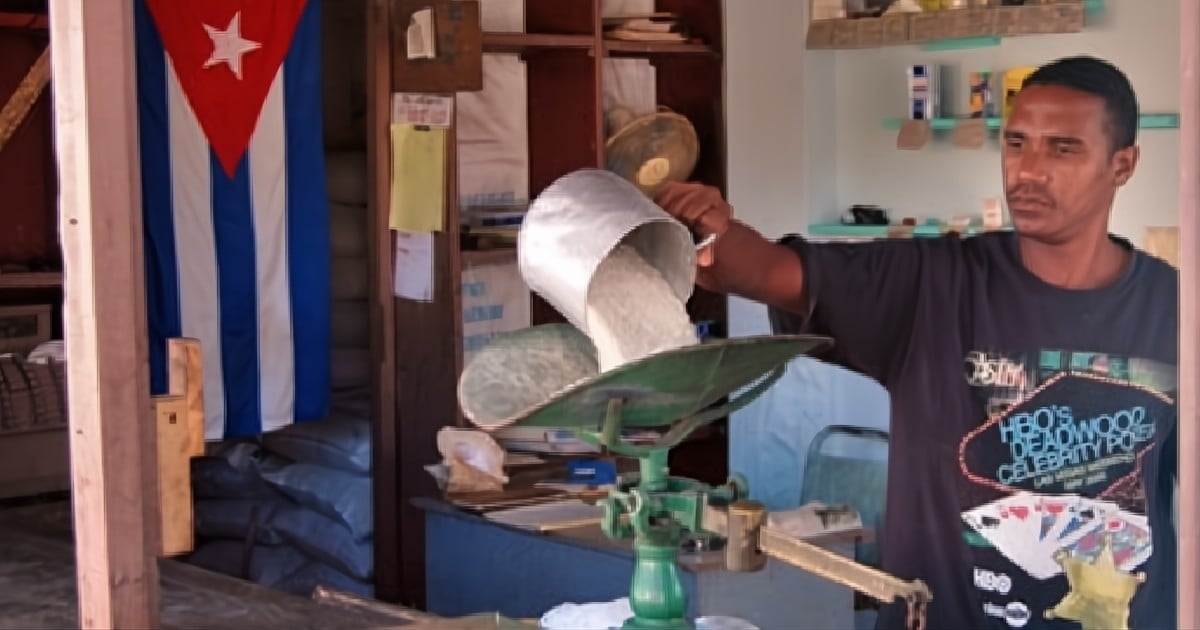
[604,110,700,198]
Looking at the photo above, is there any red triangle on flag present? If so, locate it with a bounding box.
[144,0,308,178]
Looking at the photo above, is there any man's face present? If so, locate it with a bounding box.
[1000,84,1139,244]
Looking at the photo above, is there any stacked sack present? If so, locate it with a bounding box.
[187,414,375,598]
[186,145,375,597]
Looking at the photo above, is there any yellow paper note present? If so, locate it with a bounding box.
[389,123,446,232]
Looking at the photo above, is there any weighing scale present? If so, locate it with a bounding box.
[458,323,933,630]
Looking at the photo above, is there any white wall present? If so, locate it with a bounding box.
[723,1,889,510]
[829,0,1180,240]
[724,0,835,241]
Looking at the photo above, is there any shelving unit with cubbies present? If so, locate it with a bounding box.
[366,0,729,608]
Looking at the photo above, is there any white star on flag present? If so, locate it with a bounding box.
[202,12,261,80]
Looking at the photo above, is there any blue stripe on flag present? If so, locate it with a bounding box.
[212,156,264,438]
[283,0,332,423]
[135,0,180,398]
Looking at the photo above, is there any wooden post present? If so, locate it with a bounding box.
[1180,1,1200,627]
[48,1,160,628]
[366,0,401,603]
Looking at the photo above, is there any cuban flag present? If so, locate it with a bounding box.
[135,0,331,440]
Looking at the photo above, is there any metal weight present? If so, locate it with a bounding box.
[724,500,768,572]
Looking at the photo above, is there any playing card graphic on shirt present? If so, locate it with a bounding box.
[961,494,1147,580]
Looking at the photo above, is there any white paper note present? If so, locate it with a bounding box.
[394,231,434,301]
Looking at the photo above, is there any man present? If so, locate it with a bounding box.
[655,56,1177,630]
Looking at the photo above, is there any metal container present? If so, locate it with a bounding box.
[517,168,697,338]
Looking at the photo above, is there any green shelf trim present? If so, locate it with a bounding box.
[808,223,1012,238]
[921,37,1001,52]
[882,113,1179,132]
[918,0,1105,51]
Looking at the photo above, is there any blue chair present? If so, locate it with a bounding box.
[799,424,889,628]
[799,424,889,570]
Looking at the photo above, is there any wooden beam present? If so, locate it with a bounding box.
[366,0,401,604]
[1179,1,1200,627]
[156,338,205,557]
[0,44,50,154]
[47,0,160,628]
[0,13,49,30]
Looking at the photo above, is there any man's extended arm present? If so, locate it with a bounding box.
[654,181,807,315]
[696,220,807,315]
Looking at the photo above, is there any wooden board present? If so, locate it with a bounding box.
[387,0,469,608]
[165,337,205,457]
[1178,3,1200,628]
[156,338,206,557]
[525,0,595,34]
[155,394,191,557]
[391,0,483,93]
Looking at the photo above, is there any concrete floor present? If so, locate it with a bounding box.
[0,494,404,629]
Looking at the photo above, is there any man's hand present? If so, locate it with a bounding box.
[654,181,731,268]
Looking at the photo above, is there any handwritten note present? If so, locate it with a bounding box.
[389,123,446,232]
[394,230,434,302]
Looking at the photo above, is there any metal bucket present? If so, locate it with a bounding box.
[517,168,697,337]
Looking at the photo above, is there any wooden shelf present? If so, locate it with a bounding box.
[480,33,720,57]
[809,223,1011,239]
[482,32,594,54]
[918,0,1104,50]
[461,248,516,267]
[882,113,1180,132]
[807,0,1101,51]
[602,38,718,56]
[0,272,62,289]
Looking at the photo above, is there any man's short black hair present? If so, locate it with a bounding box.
[1022,55,1140,151]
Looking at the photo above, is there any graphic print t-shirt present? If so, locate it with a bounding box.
[775,232,1177,630]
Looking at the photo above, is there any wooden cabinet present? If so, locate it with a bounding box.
[366,0,727,607]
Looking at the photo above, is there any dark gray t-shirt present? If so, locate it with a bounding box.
[773,231,1178,630]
